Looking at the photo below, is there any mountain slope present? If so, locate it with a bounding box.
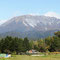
[0,15,60,39]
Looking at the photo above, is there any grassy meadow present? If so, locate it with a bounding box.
[0,54,60,60]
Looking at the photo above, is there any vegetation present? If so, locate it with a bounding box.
[0,31,60,54]
[0,54,60,60]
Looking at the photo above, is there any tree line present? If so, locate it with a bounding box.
[0,37,31,54]
[0,31,60,54]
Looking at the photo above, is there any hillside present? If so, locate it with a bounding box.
[0,15,60,39]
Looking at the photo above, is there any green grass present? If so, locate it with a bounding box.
[0,54,60,60]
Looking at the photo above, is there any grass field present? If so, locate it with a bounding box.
[0,54,60,60]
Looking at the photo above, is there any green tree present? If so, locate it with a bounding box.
[23,37,30,52]
[38,39,46,52]
[54,31,60,37]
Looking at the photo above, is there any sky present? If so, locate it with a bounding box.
[0,0,60,24]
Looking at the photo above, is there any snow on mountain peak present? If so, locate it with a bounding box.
[23,21,28,26]
[25,17,41,28]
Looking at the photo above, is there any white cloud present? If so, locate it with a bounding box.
[44,12,60,19]
[0,20,7,25]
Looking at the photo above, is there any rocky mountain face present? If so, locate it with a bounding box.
[0,15,60,39]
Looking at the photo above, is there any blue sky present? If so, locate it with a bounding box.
[0,0,60,20]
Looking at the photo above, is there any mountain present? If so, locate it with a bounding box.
[0,15,60,39]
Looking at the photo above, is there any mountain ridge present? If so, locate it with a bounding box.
[0,15,60,39]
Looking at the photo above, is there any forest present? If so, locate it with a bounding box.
[0,31,60,54]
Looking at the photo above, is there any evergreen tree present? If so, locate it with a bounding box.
[23,37,30,52]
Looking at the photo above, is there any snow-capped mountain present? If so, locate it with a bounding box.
[0,15,60,39]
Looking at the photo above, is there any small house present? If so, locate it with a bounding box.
[26,49,39,54]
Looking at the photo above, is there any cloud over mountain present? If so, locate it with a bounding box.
[44,12,60,19]
[0,20,7,25]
